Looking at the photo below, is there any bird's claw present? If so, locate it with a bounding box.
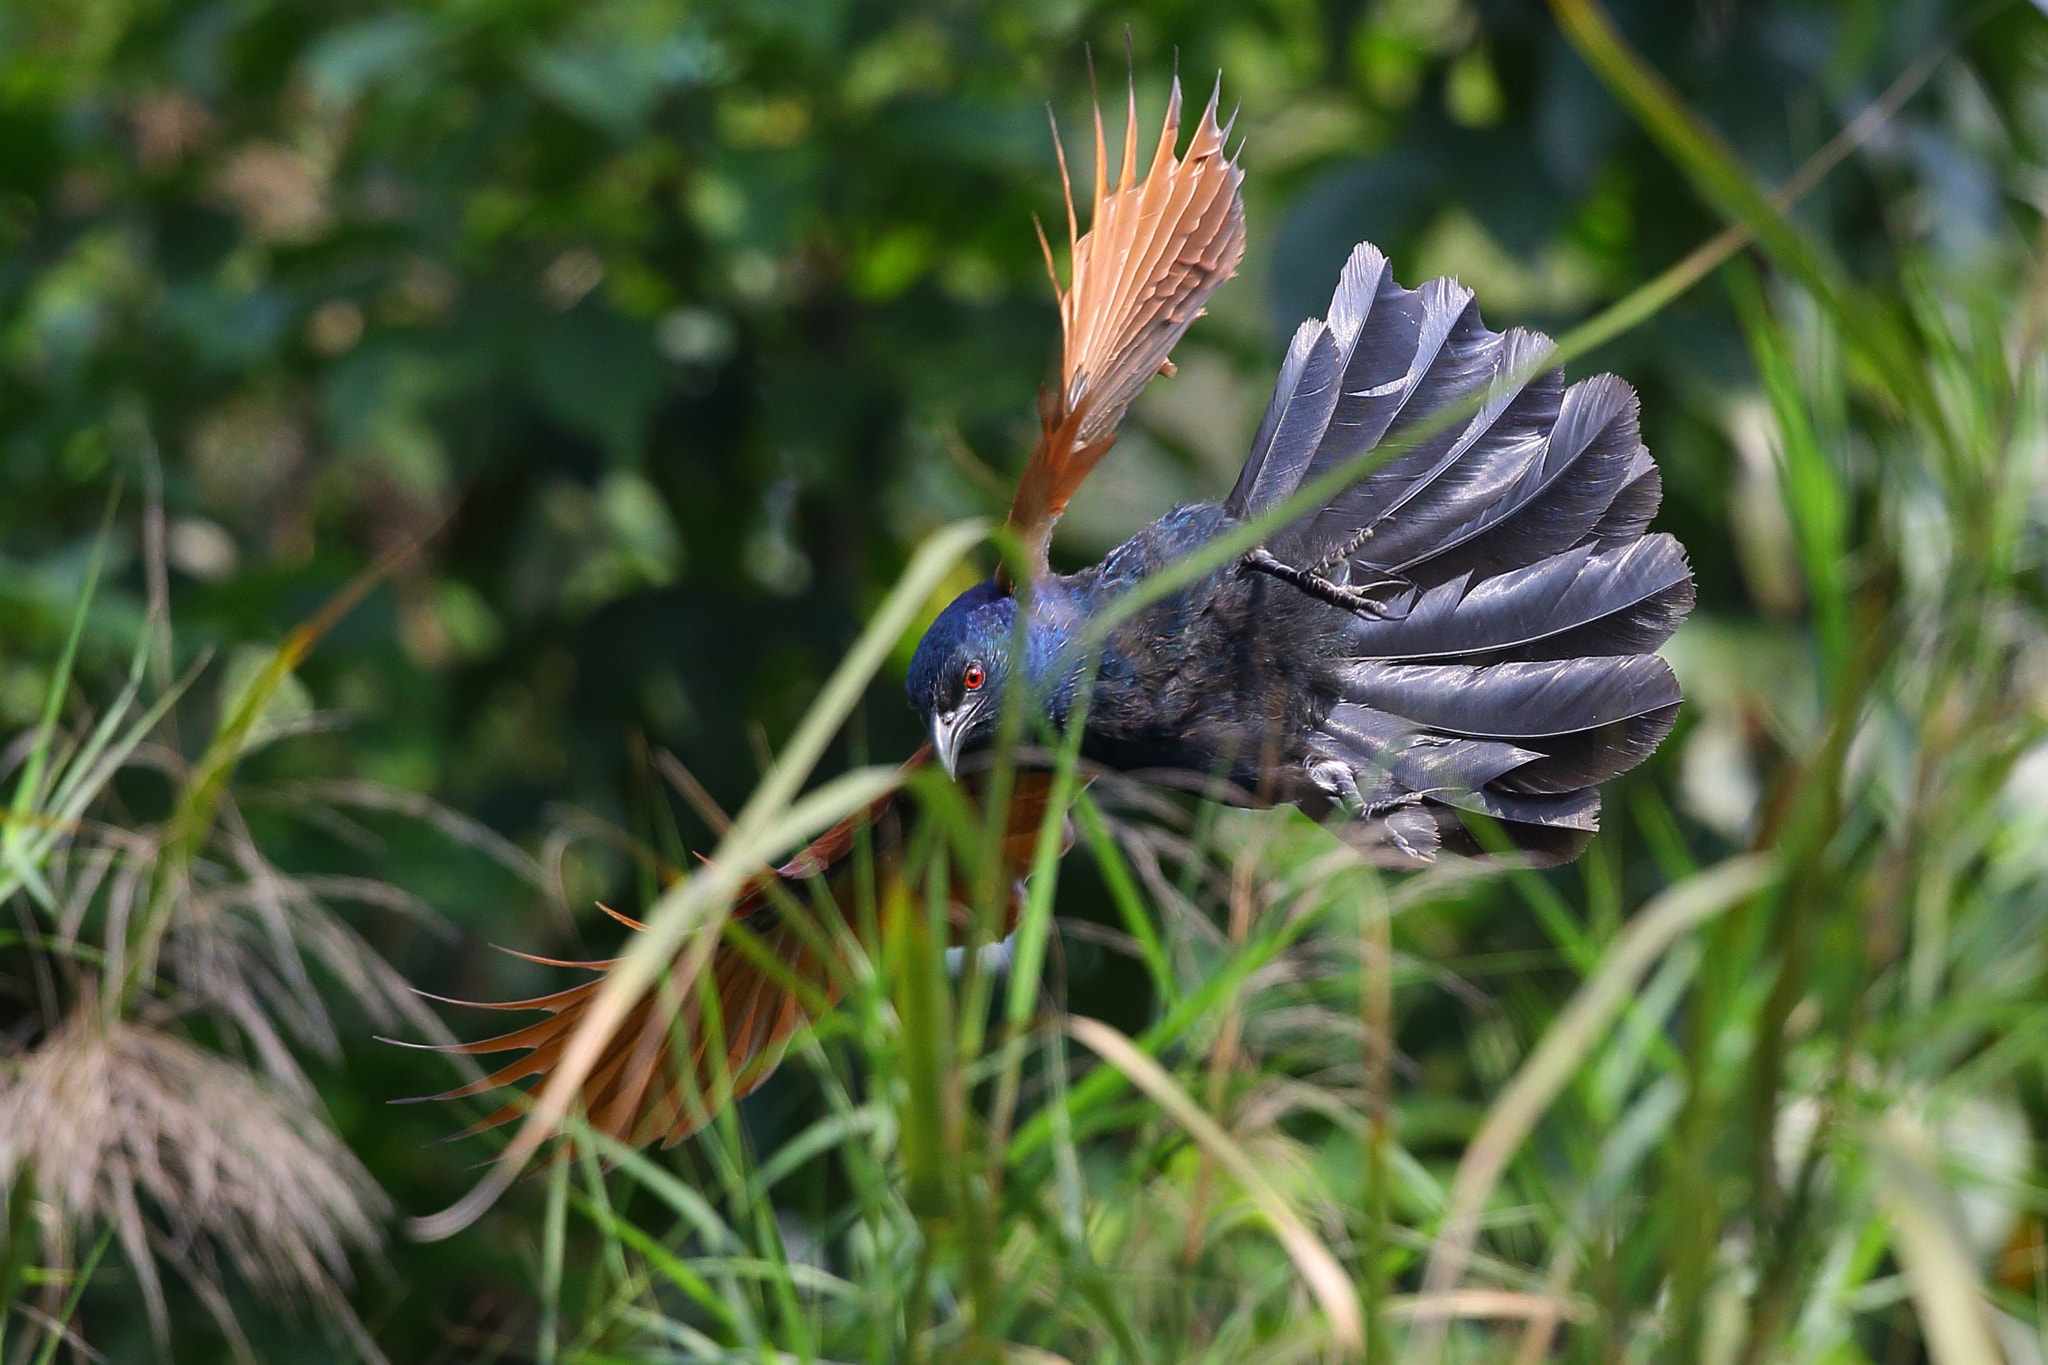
[1240,547,1415,620]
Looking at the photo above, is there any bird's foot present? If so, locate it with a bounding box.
[1306,758,1364,810]
[1240,548,1415,620]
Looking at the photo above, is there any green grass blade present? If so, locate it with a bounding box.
[1549,0,1948,449]
[1066,1013,1365,1357]
[1865,1117,2007,1365]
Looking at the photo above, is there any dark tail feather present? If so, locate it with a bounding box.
[1238,242,1694,864]
[1307,657,1680,862]
[1334,655,1681,743]
[1233,252,1582,581]
[1312,702,1607,867]
[1373,372,1644,587]
[1343,535,1693,663]
[1227,246,1680,595]
[1295,324,1564,580]
[1338,655,1681,789]
[1228,243,1399,520]
[1591,449,1663,546]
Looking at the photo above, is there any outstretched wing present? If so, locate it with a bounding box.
[416,756,1064,1148]
[1005,75,1247,580]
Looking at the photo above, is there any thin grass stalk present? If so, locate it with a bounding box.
[885,833,960,1358]
[1666,895,1760,1362]
[688,951,797,1351]
[26,1227,109,1365]
[1548,0,1951,457]
[957,533,1043,1053]
[999,656,1098,1026]
[1866,1117,2009,1365]
[1723,260,1883,1363]
[1360,868,1393,1364]
[0,1172,32,1364]
[5,486,118,904]
[121,530,426,1010]
[1005,869,1331,1164]
[1,518,169,914]
[1071,793,1175,999]
[537,1148,568,1365]
[1180,833,1261,1267]
[1727,262,1851,704]
[566,1149,633,1352]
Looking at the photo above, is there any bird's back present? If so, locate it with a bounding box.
[1054,503,1351,802]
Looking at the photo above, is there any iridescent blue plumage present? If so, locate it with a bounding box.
[907,575,1092,774]
[905,583,1014,714]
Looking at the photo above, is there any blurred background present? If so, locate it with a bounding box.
[2,0,2044,1359]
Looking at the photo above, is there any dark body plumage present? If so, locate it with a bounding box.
[909,242,1693,865]
[1033,503,1339,791]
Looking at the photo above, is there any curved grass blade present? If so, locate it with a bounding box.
[1404,855,1776,1365]
[411,518,988,1240]
[1065,1013,1365,1356]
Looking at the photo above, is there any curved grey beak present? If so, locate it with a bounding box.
[929,704,978,779]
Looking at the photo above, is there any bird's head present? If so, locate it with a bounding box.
[906,581,1018,778]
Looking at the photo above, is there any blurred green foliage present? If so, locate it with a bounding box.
[2,0,2044,1358]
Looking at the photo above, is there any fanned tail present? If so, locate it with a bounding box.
[1233,242,1693,864]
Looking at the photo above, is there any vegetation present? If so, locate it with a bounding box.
[4,0,2047,1361]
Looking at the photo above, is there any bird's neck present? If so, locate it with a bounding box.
[1011,577,1103,729]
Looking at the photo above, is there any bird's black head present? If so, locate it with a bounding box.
[906,581,1017,777]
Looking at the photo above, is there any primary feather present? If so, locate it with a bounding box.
[1007,75,1246,578]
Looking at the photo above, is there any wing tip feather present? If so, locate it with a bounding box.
[1003,68,1247,575]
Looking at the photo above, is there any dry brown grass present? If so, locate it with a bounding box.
[0,1011,388,1354]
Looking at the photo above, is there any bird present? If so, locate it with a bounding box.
[423,73,1691,1152]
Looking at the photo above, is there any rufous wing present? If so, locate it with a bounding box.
[1005,75,1246,580]
[421,751,1064,1148]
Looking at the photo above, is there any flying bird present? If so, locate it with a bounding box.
[425,75,1692,1151]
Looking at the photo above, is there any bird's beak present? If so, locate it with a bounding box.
[929,705,975,779]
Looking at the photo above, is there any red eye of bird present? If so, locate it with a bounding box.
[962,662,984,691]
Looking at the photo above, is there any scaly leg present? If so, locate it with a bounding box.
[1240,547,1414,620]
